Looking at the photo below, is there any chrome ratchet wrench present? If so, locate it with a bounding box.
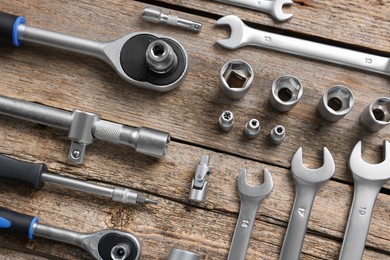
[0,206,141,260]
[0,11,188,92]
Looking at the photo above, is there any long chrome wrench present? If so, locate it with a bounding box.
[216,15,390,76]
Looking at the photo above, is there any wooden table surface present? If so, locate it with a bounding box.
[0,0,389,259]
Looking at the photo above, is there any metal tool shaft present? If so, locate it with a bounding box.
[33,222,85,247]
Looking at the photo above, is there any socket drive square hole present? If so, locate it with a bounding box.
[226,71,247,88]
[278,88,293,102]
[222,62,252,89]
[372,101,390,122]
[328,97,343,111]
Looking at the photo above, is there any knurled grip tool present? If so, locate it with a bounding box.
[0,95,170,164]
[0,11,188,92]
[0,206,141,260]
[0,154,157,205]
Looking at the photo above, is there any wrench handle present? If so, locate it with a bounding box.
[339,181,383,260]
[246,26,390,76]
[0,206,38,240]
[279,184,318,260]
[0,11,26,46]
[213,0,273,13]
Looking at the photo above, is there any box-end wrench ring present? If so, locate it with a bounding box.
[216,15,390,76]
[339,140,390,260]
[280,147,335,260]
[228,168,273,260]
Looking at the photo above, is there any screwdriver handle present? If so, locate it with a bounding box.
[0,154,46,188]
[0,11,26,46]
[0,206,38,239]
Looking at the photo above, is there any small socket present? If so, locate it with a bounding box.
[270,125,286,144]
[220,60,254,99]
[317,85,354,122]
[360,97,390,132]
[269,75,303,112]
[145,39,177,74]
[218,110,234,132]
[244,119,260,139]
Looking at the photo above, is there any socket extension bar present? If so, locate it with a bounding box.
[0,95,170,164]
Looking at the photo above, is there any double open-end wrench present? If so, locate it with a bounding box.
[0,206,141,260]
[280,147,335,260]
[213,0,293,22]
[0,11,188,92]
[339,140,390,260]
[228,169,273,260]
[216,15,390,76]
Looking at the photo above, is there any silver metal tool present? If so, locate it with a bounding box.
[189,155,211,203]
[360,97,390,132]
[220,60,254,99]
[219,110,234,132]
[244,119,260,139]
[0,206,141,260]
[1,11,188,92]
[142,8,202,33]
[270,125,285,144]
[280,147,335,260]
[0,95,170,164]
[213,0,293,22]
[228,169,273,260]
[339,140,390,260]
[317,85,354,122]
[269,75,303,112]
[216,15,390,76]
[168,248,200,260]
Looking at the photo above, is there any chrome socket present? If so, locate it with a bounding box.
[360,97,390,132]
[218,110,234,132]
[244,119,260,139]
[146,39,178,74]
[317,85,354,122]
[220,60,254,99]
[168,248,200,260]
[270,125,286,144]
[269,75,303,112]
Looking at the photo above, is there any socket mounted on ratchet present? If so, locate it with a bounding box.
[0,11,188,92]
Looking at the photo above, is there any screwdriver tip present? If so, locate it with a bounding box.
[145,198,158,205]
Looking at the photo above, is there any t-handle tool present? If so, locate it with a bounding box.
[0,154,156,205]
[0,206,141,260]
[216,15,390,76]
[228,169,273,260]
[0,95,170,164]
[279,147,335,260]
[0,11,188,92]
[339,140,390,260]
[213,0,293,22]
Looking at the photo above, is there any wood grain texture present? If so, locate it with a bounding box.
[0,0,389,259]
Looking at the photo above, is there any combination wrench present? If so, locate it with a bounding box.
[339,140,390,260]
[212,0,293,22]
[228,168,273,260]
[216,15,390,76]
[0,11,188,92]
[0,206,141,260]
[279,147,335,260]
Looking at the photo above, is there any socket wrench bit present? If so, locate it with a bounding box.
[359,97,390,132]
[317,85,354,122]
[220,60,254,99]
[142,8,202,33]
[168,248,200,260]
[244,119,260,139]
[270,125,286,144]
[219,110,234,132]
[269,75,303,112]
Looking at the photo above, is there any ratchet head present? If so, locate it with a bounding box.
[237,168,273,199]
[291,147,336,184]
[80,229,141,260]
[349,140,390,181]
[216,15,248,50]
[271,0,294,22]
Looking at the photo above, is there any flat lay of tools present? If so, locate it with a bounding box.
[0,1,388,259]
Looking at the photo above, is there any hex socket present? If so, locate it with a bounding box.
[317,85,354,122]
[269,75,303,112]
[220,60,254,99]
[360,97,390,132]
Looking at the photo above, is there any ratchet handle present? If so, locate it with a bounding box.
[0,206,38,239]
[0,154,45,189]
[0,11,26,46]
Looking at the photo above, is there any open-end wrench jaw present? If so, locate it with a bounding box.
[271,0,294,22]
[216,15,247,50]
[349,140,390,181]
[237,168,273,199]
[291,147,336,184]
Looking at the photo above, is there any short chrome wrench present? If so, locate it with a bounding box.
[213,0,293,22]
[228,169,273,260]
[339,140,390,260]
[280,147,335,260]
[216,15,390,76]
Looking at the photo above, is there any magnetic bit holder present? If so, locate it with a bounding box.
[0,95,170,164]
[0,11,188,92]
[189,155,211,203]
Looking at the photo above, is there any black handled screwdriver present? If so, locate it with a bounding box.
[0,154,157,205]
